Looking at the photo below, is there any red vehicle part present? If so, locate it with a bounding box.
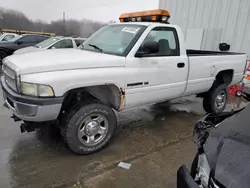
[228,83,245,96]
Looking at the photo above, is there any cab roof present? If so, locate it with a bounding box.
[111,22,177,28]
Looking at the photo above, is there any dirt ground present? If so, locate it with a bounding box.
[0,87,247,188]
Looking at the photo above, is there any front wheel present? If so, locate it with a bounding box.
[203,84,228,113]
[0,50,7,64]
[0,50,7,74]
[62,102,117,155]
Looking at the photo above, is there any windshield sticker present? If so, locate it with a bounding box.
[121,27,140,34]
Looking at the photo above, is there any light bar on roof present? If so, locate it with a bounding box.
[119,9,171,23]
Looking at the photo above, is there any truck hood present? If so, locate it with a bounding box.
[204,105,250,188]
[5,49,125,74]
[14,46,45,55]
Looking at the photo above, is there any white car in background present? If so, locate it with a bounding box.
[14,36,86,54]
[0,33,19,42]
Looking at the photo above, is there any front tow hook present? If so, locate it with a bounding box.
[11,114,21,122]
[20,122,38,133]
[20,123,27,133]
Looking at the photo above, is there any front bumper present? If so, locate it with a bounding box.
[1,76,64,122]
[177,165,199,188]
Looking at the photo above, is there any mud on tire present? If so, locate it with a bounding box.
[61,102,117,155]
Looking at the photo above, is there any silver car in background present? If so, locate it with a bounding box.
[14,36,86,54]
[0,33,19,42]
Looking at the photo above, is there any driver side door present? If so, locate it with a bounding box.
[15,35,40,50]
[125,26,188,108]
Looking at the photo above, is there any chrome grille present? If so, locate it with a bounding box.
[2,64,18,92]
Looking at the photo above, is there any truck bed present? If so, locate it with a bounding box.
[187,49,245,56]
[183,51,247,97]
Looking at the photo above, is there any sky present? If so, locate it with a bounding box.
[1,0,159,23]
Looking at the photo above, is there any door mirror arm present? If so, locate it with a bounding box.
[135,51,150,57]
[16,40,23,45]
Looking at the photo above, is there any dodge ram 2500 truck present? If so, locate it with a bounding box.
[1,9,247,154]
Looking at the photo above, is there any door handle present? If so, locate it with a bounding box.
[177,62,185,68]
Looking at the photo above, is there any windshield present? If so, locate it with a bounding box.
[7,35,22,42]
[82,24,146,56]
[35,37,62,48]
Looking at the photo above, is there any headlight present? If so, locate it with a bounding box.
[20,82,54,97]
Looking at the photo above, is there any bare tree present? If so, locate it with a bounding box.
[0,7,106,37]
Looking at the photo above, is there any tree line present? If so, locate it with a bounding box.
[0,7,110,37]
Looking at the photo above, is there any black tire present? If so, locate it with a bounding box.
[0,50,7,64]
[190,153,199,179]
[203,84,228,113]
[0,50,7,74]
[62,102,117,155]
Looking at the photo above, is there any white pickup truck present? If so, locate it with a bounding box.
[1,9,247,154]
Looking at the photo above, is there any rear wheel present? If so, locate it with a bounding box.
[203,84,228,113]
[61,102,117,155]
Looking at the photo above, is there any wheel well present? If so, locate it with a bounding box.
[60,85,125,113]
[197,69,233,98]
[215,70,234,85]
[0,48,7,54]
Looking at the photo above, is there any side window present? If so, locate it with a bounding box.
[52,39,74,48]
[37,36,49,43]
[19,35,39,43]
[74,39,85,47]
[3,35,15,41]
[140,27,179,56]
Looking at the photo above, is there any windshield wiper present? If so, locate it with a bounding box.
[88,44,104,53]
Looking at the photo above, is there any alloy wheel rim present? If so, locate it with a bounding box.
[215,90,226,110]
[78,114,109,146]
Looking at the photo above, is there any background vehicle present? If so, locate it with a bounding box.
[0,33,18,42]
[14,37,86,54]
[0,34,49,65]
[177,91,250,188]
[1,9,247,155]
[0,29,55,37]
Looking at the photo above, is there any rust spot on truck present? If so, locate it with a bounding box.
[119,87,125,111]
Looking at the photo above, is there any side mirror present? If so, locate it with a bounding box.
[51,46,56,49]
[135,41,159,57]
[16,41,23,45]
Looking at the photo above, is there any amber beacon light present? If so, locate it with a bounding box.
[119,9,171,23]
